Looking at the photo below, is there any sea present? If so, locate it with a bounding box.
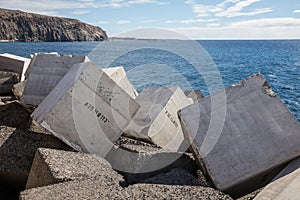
[0,40,299,122]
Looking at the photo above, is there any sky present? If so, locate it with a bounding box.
[0,0,300,39]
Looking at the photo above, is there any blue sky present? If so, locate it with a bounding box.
[1,0,300,39]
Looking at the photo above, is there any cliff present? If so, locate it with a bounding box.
[0,8,108,42]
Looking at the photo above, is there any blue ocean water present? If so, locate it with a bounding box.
[0,40,299,122]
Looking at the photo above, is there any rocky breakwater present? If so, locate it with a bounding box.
[0,8,107,42]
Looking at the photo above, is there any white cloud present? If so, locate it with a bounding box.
[173,18,300,39]
[165,18,218,24]
[185,0,272,18]
[117,20,130,24]
[229,17,300,27]
[0,0,169,16]
[71,10,90,15]
[294,10,300,13]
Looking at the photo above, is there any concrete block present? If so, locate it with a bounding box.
[12,80,27,100]
[0,125,64,190]
[0,53,30,82]
[125,87,192,152]
[31,62,140,157]
[21,53,89,105]
[105,145,198,183]
[102,66,138,99]
[26,148,124,189]
[178,74,300,197]
[0,71,19,94]
[20,174,232,200]
[254,157,300,200]
[184,89,204,103]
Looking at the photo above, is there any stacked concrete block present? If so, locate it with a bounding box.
[178,74,300,197]
[0,53,30,82]
[26,148,124,189]
[0,71,19,94]
[31,62,140,157]
[0,101,66,190]
[125,87,192,152]
[21,53,89,106]
[105,145,198,182]
[184,89,204,103]
[102,66,138,99]
[12,80,27,100]
[254,157,300,200]
[20,170,231,200]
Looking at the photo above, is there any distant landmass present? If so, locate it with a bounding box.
[0,8,107,42]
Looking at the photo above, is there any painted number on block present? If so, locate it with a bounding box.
[84,102,110,123]
[164,108,178,128]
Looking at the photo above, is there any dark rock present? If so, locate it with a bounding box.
[0,8,107,42]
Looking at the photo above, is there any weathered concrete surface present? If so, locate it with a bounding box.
[125,87,192,152]
[0,53,30,81]
[21,53,89,105]
[26,148,124,189]
[0,102,69,190]
[184,89,204,103]
[0,71,19,94]
[31,62,140,157]
[254,157,300,200]
[20,171,232,200]
[12,80,27,100]
[178,74,300,197]
[105,145,199,184]
[102,66,138,99]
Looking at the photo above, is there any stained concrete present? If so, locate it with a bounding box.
[12,80,27,100]
[125,87,192,152]
[254,157,300,200]
[0,53,30,82]
[102,66,138,99]
[26,148,124,189]
[20,171,232,200]
[0,71,19,94]
[21,53,89,105]
[184,89,204,103]
[0,102,70,191]
[31,62,140,157]
[178,74,300,197]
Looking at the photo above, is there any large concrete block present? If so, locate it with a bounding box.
[178,74,300,197]
[12,80,27,100]
[26,148,124,189]
[254,157,300,200]
[0,102,65,190]
[184,89,204,103]
[102,66,138,99]
[21,53,89,105]
[31,62,140,157]
[105,145,198,183]
[20,171,232,200]
[0,53,30,82]
[125,87,192,152]
[0,71,19,94]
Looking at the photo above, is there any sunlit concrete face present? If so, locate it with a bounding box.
[125,86,192,152]
[102,66,138,99]
[31,62,139,157]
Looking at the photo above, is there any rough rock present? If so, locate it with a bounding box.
[0,8,107,42]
